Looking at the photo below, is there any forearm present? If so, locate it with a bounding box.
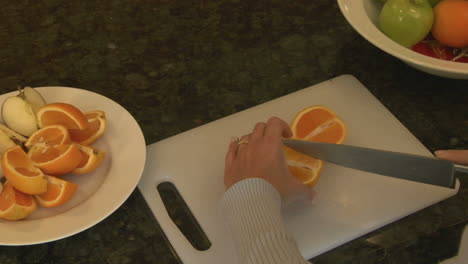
[222,178,309,264]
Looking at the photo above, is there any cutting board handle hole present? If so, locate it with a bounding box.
[157,182,212,251]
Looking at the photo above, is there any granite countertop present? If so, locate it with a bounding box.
[0,0,467,263]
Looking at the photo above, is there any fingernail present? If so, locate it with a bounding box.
[434,150,447,157]
[230,136,238,143]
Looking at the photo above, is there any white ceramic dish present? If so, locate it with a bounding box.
[0,87,146,245]
[337,0,468,79]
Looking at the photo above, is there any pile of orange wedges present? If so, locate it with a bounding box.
[285,106,347,188]
[0,103,107,220]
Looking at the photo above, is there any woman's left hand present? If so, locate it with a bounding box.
[224,117,309,199]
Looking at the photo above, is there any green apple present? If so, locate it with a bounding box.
[1,86,47,137]
[0,129,17,153]
[379,0,434,47]
[2,96,38,136]
[0,123,27,143]
[21,87,46,113]
[379,0,442,6]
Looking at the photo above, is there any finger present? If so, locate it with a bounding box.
[224,137,239,174]
[250,122,266,142]
[264,117,292,140]
[283,125,293,139]
[435,150,468,165]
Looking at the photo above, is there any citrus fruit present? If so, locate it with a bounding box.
[25,125,71,148]
[36,103,88,130]
[28,144,82,176]
[71,144,106,175]
[2,146,47,195]
[287,105,347,187]
[432,0,468,48]
[0,182,37,220]
[290,105,346,144]
[35,175,78,208]
[284,146,323,187]
[69,110,107,145]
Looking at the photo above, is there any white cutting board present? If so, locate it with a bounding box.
[138,75,459,263]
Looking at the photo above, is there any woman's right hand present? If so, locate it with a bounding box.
[435,150,468,165]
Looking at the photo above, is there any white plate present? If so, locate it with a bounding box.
[0,87,146,245]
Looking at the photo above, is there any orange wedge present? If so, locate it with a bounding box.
[25,125,71,148]
[0,182,37,220]
[284,146,323,187]
[36,103,88,130]
[28,144,82,176]
[69,111,107,145]
[35,175,78,208]
[290,105,346,144]
[72,144,106,175]
[2,146,47,195]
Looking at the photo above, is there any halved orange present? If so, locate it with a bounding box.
[36,103,88,130]
[71,144,106,175]
[28,144,82,176]
[2,146,47,195]
[284,146,323,187]
[290,105,346,144]
[287,105,347,187]
[35,175,78,208]
[69,110,107,145]
[0,182,37,220]
[25,125,71,148]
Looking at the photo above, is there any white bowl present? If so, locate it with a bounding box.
[337,0,468,79]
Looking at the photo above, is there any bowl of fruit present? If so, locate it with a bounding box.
[337,0,468,79]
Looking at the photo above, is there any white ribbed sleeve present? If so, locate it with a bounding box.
[222,178,309,264]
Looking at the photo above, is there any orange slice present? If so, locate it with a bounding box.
[284,146,323,187]
[2,146,47,195]
[35,175,78,208]
[25,125,71,148]
[28,144,82,176]
[71,144,106,175]
[36,103,88,130]
[69,111,107,145]
[290,106,346,144]
[0,182,37,220]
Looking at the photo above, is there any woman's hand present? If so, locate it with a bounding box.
[435,150,468,165]
[224,117,308,198]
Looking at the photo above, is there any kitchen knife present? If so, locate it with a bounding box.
[282,139,466,189]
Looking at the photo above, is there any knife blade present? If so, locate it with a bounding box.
[282,139,462,189]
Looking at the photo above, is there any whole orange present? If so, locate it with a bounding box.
[432,0,468,48]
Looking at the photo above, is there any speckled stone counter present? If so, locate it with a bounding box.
[0,1,467,263]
